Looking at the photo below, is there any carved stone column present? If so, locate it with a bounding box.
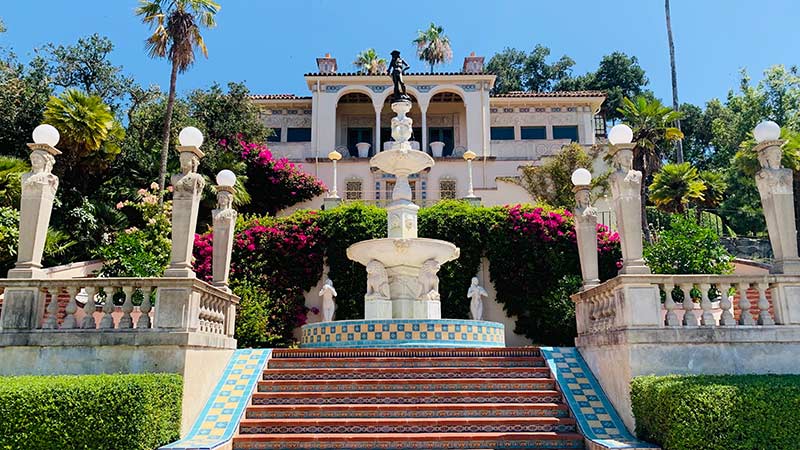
[164,146,206,278]
[212,186,237,292]
[574,185,600,288]
[608,144,650,275]
[754,139,800,274]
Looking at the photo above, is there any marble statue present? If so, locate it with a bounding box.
[319,278,337,322]
[366,260,391,299]
[467,277,488,320]
[388,50,410,101]
[172,151,205,194]
[608,146,649,274]
[574,188,597,220]
[417,259,441,301]
[22,150,59,194]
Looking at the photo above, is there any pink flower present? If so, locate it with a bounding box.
[115,201,125,210]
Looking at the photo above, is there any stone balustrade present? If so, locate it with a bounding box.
[572,274,800,336]
[0,277,238,337]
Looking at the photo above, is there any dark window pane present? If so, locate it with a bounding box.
[267,129,281,142]
[428,127,454,155]
[520,126,546,140]
[490,127,515,140]
[287,128,311,142]
[553,125,579,141]
[347,128,373,155]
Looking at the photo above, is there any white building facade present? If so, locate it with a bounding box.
[252,53,607,208]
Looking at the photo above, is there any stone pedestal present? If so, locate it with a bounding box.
[165,146,206,278]
[323,197,343,210]
[608,145,650,275]
[414,299,441,319]
[573,185,600,288]
[365,297,392,319]
[212,186,237,293]
[387,202,419,238]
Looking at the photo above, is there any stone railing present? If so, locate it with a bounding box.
[572,274,800,336]
[489,139,572,159]
[267,142,312,161]
[0,277,238,337]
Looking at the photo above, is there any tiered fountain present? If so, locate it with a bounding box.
[300,51,505,348]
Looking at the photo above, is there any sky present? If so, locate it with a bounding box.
[1,0,798,107]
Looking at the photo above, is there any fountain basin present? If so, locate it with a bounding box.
[370,149,434,175]
[346,237,459,267]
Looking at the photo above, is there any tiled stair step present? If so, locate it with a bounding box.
[262,366,552,380]
[238,417,577,434]
[270,348,542,359]
[250,389,564,405]
[267,356,546,369]
[244,402,570,419]
[257,377,555,393]
[232,431,585,450]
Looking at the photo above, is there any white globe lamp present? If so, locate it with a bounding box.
[608,124,633,145]
[571,168,592,186]
[178,126,204,148]
[216,169,237,187]
[753,120,781,143]
[32,124,60,147]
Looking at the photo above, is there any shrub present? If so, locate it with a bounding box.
[631,374,800,450]
[0,373,182,450]
[644,215,734,274]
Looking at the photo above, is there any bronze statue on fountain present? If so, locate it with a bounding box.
[388,50,411,102]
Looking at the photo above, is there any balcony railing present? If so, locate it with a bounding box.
[489,139,573,159]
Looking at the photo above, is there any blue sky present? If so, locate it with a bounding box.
[1,0,798,107]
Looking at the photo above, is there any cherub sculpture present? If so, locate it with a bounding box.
[319,278,337,322]
[467,277,488,320]
[417,259,441,301]
[366,260,391,299]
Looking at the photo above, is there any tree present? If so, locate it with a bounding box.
[0,18,5,33]
[521,142,598,208]
[618,95,683,237]
[486,45,574,94]
[0,54,52,159]
[0,156,28,208]
[42,34,133,111]
[557,52,649,122]
[696,170,727,211]
[648,162,705,214]
[665,0,684,163]
[412,23,452,73]
[136,0,221,193]
[353,48,387,75]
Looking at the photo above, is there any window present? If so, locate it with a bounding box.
[345,179,363,200]
[287,128,311,142]
[490,126,515,140]
[428,127,454,156]
[520,126,546,140]
[553,125,579,142]
[439,179,457,199]
[267,129,281,142]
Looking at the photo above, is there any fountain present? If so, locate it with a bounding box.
[300,51,505,348]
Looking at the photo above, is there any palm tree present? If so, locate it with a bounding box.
[413,23,453,74]
[136,0,220,193]
[618,95,683,238]
[665,0,684,163]
[353,48,387,75]
[649,163,705,214]
[0,156,29,208]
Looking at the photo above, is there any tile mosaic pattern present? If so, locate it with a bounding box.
[161,348,272,450]
[540,347,659,450]
[300,319,505,348]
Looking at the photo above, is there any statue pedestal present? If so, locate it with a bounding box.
[365,297,392,320]
[414,299,441,320]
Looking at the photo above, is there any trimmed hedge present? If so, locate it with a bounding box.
[631,374,800,450]
[0,373,182,450]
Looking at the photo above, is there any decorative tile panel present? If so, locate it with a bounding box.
[458,84,477,92]
[161,349,272,450]
[540,347,659,450]
[324,85,344,93]
[367,85,389,93]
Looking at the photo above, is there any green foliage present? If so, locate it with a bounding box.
[353,48,387,75]
[0,53,51,159]
[696,170,727,210]
[418,201,503,318]
[521,142,601,208]
[412,23,453,73]
[648,163,706,213]
[231,279,294,348]
[0,156,28,208]
[487,45,575,94]
[317,203,387,320]
[0,373,182,450]
[644,215,733,274]
[631,374,800,450]
[0,207,76,275]
[734,127,800,177]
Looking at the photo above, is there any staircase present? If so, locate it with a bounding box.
[232,347,584,450]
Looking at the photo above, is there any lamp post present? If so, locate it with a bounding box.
[607,124,650,275]
[571,168,599,289]
[328,150,342,198]
[752,120,800,276]
[212,170,237,293]
[463,150,477,199]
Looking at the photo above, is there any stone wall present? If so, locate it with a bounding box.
[722,237,773,261]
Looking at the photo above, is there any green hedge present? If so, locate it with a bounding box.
[0,373,183,450]
[631,374,800,450]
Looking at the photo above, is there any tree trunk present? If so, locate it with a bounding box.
[158,61,180,198]
[665,0,684,163]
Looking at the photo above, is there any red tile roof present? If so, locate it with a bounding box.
[490,90,605,98]
[304,71,487,77]
[250,94,312,100]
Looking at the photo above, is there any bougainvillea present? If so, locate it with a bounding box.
[486,204,621,345]
[234,140,325,215]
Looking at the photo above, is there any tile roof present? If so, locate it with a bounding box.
[304,71,487,77]
[249,94,312,100]
[490,90,606,98]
